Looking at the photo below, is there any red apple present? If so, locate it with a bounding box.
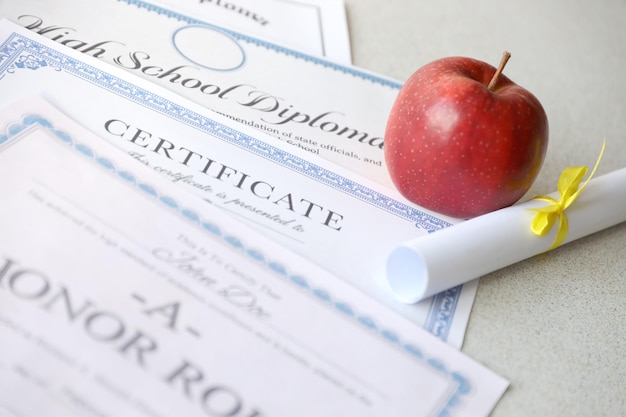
[384,52,549,218]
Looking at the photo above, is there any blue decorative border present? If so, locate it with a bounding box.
[1,115,471,416]
[119,0,403,89]
[426,285,463,341]
[0,33,461,343]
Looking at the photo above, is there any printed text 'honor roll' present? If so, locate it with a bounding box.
[386,168,626,304]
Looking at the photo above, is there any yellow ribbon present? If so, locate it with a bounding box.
[529,141,606,251]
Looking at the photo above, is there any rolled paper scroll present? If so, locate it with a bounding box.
[386,168,626,304]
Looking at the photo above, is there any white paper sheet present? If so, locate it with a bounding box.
[143,0,352,64]
[0,20,476,348]
[0,95,508,417]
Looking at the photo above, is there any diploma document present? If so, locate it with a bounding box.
[0,21,477,347]
[0,0,395,187]
[0,96,507,416]
[144,0,353,64]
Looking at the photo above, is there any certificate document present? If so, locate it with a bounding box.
[0,96,507,416]
[0,0,395,187]
[0,20,477,348]
[144,0,353,64]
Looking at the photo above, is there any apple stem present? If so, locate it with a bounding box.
[487,51,512,91]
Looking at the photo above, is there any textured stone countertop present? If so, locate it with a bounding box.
[344,0,626,415]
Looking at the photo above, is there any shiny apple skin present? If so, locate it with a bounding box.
[384,56,549,219]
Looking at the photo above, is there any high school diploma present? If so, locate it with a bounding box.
[0,0,396,187]
[0,96,508,417]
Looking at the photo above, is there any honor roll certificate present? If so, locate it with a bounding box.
[0,21,476,348]
[0,97,507,417]
[0,0,395,188]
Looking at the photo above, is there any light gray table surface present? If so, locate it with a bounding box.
[343,0,625,416]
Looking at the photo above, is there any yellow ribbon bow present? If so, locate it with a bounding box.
[530,141,606,251]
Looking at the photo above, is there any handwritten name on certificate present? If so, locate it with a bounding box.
[0,20,475,348]
[0,96,508,417]
[145,0,353,64]
[0,0,397,187]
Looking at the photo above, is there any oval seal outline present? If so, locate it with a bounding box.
[172,24,246,71]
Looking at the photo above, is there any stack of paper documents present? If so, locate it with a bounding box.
[0,1,508,416]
